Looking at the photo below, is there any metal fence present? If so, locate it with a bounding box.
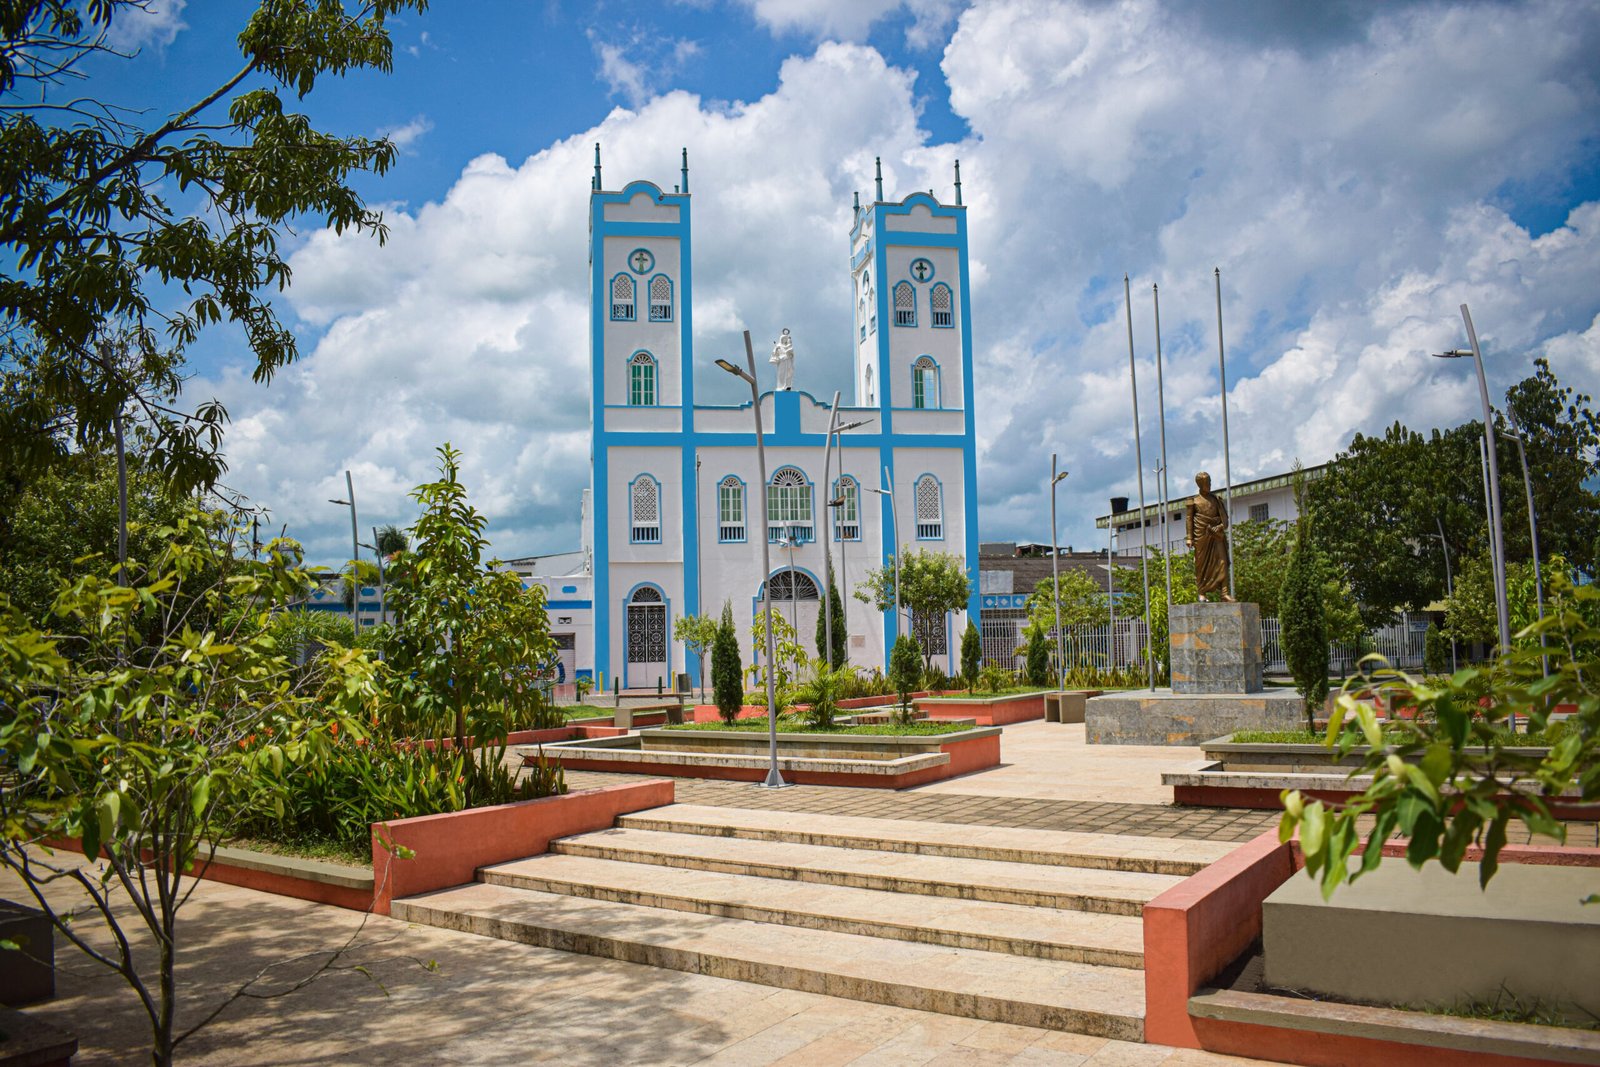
[986,615,1430,673]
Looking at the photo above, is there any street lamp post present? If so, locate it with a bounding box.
[329,469,361,637]
[715,332,786,788]
[1049,457,1068,687]
[1153,284,1174,621]
[1500,418,1547,675]
[822,408,874,669]
[1106,501,1117,669]
[1428,521,1457,674]
[1434,302,1510,654]
[865,473,901,633]
[1124,276,1156,680]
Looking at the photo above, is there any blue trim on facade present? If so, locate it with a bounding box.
[547,599,593,609]
[627,349,657,406]
[627,247,655,274]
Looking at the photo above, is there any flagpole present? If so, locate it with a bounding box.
[1125,275,1156,679]
[1214,268,1236,599]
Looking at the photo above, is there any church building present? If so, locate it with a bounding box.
[588,151,980,689]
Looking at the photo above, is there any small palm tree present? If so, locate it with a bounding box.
[375,523,409,558]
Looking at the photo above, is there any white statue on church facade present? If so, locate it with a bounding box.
[770,328,796,390]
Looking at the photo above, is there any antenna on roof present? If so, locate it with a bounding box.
[592,142,602,191]
[874,157,884,201]
[954,159,962,206]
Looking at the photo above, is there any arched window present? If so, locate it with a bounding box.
[833,476,860,541]
[628,351,656,406]
[864,364,875,406]
[893,281,916,327]
[914,474,943,540]
[630,475,661,543]
[631,585,662,602]
[718,475,745,542]
[610,274,635,321]
[763,569,820,602]
[912,356,939,410]
[930,283,953,328]
[864,271,876,334]
[766,467,812,544]
[648,274,673,322]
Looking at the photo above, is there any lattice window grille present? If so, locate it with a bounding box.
[913,609,948,655]
[1249,503,1269,523]
[915,475,942,540]
[631,478,661,543]
[718,476,745,542]
[893,281,916,327]
[649,275,673,322]
[931,283,953,328]
[611,274,635,321]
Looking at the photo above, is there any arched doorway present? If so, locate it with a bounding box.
[625,584,668,689]
[755,568,822,679]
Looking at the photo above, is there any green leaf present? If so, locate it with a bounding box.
[1300,801,1327,864]
[192,774,212,821]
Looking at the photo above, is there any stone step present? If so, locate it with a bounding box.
[549,827,1181,915]
[481,852,1146,968]
[617,803,1229,876]
[393,882,1146,1040]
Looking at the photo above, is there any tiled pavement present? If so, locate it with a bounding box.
[560,770,1600,848]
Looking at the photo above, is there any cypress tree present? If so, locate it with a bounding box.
[814,573,847,669]
[1424,621,1448,676]
[960,620,981,690]
[1024,622,1051,687]
[1281,522,1329,731]
[888,633,922,722]
[711,600,743,724]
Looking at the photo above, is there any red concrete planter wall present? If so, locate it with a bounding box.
[193,856,375,911]
[1174,783,1600,822]
[370,779,674,914]
[917,692,1047,726]
[1145,831,1600,1066]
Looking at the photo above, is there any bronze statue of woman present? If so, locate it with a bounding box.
[1185,471,1234,602]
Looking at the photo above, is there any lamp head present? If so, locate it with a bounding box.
[329,498,350,506]
[1053,472,1069,485]
[1431,349,1472,359]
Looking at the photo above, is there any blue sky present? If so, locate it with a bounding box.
[64,1,1600,566]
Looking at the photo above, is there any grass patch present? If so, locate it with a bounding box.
[555,704,621,719]
[224,833,371,868]
[1229,730,1328,745]
[660,718,971,736]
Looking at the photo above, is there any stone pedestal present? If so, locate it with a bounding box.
[1170,601,1262,694]
[1087,601,1297,745]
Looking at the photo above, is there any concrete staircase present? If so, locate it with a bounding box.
[391,803,1232,1041]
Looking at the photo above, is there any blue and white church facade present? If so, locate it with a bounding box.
[589,155,980,689]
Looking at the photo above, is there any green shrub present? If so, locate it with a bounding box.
[712,601,743,724]
[815,576,847,669]
[960,621,981,689]
[1424,621,1448,675]
[978,663,1013,694]
[1024,623,1051,686]
[888,634,922,723]
[920,665,954,693]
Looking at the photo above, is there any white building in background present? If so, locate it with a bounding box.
[586,151,980,689]
[1095,464,1327,557]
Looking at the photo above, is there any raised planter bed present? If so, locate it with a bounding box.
[915,690,1049,726]
[47,780,676,917]
[1167,735,1600,818]
[1144,831,1600,1066]
[528,726,1001,789]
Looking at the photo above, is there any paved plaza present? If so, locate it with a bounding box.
[13,719,1592,1063]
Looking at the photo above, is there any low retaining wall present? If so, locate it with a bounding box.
[916,691,1047,726]
[539,730,1001,789]
[372,779,674,913]
[1144,831,1600,1065]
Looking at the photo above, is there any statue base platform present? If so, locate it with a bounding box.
[1171,601,1263,694]
[1085,688,1305,746]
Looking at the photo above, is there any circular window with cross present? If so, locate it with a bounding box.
[909,257,935,283]
[627,248,655,275]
